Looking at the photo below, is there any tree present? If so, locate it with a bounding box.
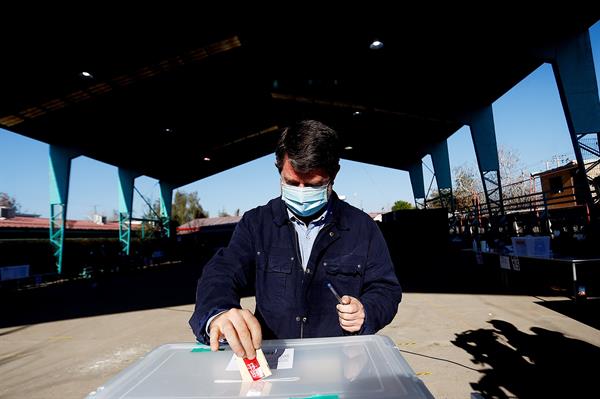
[451,144,528,211]
[140,197,164,237]
[141,190,207,232]
[0,192,19,211]
[453,164,482,209]
[392,200,414,211]
[218,207,231,217]
[171,191,208,226]
[498,145,529,201]
[425,188,445,209]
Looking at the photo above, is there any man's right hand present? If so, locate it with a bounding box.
[209,308,262,359]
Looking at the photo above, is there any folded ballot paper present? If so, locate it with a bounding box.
[235,349,272,381]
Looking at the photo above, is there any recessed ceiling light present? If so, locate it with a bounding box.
[353,111,361,116]
[203,157,211,161]
[80,71,94,78]
[369,40,384,50]
[163,128,173,133]
[344,146,353,150]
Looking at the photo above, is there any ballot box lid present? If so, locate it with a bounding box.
[86,334,433,399]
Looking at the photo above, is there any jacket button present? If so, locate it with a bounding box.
[257,251,261,255]
[295,316,301,322]
[302,317,307,322]
[329,231,335,237]
[357,264,361,269]
[306,268,311,274]
[323,262,328,266]
[291,257,294,261]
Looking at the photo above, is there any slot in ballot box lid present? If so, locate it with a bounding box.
[86,335,434,399]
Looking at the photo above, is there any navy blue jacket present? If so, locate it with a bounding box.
[189,192,402,343]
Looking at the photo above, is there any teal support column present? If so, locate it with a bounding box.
[49,145,79,274]
[118,168,139,255]
[430,139,454,212]
[467,105,504,219]
[550,29,600,210]
[408,162,426,209]
[159,181,174,238]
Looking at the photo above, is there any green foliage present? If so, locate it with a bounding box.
[392,200,414,211]
[0,192,19,211]
[140,190,207,235]
[452,164,481,209]
[141,198,163,237]
[172,191,208,225]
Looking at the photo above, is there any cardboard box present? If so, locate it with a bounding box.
[511,236,551,257]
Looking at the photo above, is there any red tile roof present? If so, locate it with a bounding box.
[177,215,242,234]
[0,216,125,230]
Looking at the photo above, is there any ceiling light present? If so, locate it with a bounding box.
[203,157,211,161]
[353,111,361,116]
[369,40,384,50]
[80,71,94,78]
[344,146,353,150]
[163,128,173,133]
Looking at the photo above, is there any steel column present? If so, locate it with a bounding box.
[49,145,79,274]
[468,105,504,219]
[430,139,454,212]
[408,162,426,209]
[118,169,140,255]
[550,30,600,210]
[159,181,174,237]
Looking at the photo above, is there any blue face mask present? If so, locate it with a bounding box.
[281,183,329,217]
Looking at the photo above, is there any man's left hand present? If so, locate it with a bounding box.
[336,296,365,333]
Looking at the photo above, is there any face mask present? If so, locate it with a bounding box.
[281,183,329,217]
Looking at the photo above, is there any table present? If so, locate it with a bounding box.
[466,249,600,299]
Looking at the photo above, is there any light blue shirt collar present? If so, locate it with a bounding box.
[287,208,328,270]
[287,208,328,227]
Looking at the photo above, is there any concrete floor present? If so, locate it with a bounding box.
[1,292,599,399]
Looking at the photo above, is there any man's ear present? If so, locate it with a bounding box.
[330,164,341,184]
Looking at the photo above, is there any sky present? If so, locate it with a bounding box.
[1,22,599,220]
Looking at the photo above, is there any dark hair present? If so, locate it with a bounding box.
[275,120,340,178]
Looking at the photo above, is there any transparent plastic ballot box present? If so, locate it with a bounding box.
[86,334,434,399]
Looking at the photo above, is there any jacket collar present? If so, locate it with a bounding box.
[272,190,349,230]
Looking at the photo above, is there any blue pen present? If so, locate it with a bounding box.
[326,282,344,304]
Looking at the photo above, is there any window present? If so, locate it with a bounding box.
[549,176,563,194]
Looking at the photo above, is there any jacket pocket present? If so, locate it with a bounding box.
[266,256,293,274]
[323,254,364,276]
[322,255,365,297]
[256,248,294,308]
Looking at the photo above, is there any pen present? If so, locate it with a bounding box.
[326,282,344,304]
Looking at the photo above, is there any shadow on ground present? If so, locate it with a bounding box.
[452,319,600,398]
[534,297,600,330]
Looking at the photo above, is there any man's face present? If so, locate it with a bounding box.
[281,155,331,188]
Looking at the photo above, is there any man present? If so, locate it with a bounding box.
[189,120,402,360]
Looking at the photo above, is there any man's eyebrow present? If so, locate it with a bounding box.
[282,175,328,186]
